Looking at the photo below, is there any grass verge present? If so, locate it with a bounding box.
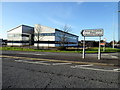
[0,46,120,53]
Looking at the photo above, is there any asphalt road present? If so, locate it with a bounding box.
[1,50,120,89]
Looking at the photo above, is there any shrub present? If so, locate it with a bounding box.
[57,46,66,50]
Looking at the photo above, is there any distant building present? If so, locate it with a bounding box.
[7,24,78,47]
[79,40,99,47]
[7,25,34,46]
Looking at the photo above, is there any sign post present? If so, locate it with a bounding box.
[81,29,104,60]
[82,36,85,59]
[98,36,101,60]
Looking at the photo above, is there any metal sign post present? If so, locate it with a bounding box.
[82,36,85,59]
[98,36,101,60]
[81,29,104,60]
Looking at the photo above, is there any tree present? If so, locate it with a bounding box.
[117,40,120,44]
[34,24,44,49]
[100,40,104,42]
[58,24,71,47]
[109,40,117,46]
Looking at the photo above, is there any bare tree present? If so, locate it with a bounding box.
[58,24,71,47]
[34,24,44,49]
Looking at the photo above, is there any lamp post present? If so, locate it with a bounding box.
[112,10,120,48]
[112,12,115,49]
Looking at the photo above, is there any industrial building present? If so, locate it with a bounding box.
[7,24,78,47]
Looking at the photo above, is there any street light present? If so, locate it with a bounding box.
[112,10,120,48]
[112,12,115,49]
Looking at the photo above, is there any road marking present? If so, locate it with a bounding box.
[15,60,47,63]
[15,60,51,65]
[33,54,46,55]
[1,55,115,66]
[102,54,109,55]
[71,65,120,72]
[113,68,120,71]
[71,64,93,68]
[111,56,118,59]
[77,64,93,67]
[19,53,46,55]
[15,60,71,66]
[52,63,72,65]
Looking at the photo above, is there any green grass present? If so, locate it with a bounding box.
[0,46,120,53]
[0,47,81,53]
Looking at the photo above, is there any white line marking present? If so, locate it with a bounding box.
[52,63,72,65]
[15,60,72,66]
[111,56,118,59]
[77,64,93,67]
[71,66,120,72]
[102,54,109,55]
[15,60,50,65]
[113,68,120,71]
[18,53,46,55]
[33,54,46,55]
[71,64,93,68]
[32,62,50,65]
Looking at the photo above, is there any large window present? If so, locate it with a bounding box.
[34,33,55,36]
[8,34,21,38]
[55,33,78,40]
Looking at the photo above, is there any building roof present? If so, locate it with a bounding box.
[7,24,34,32]
[7,24,79,37]
[55,29,79,37]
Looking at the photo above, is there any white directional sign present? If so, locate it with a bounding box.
[81,29,104,37]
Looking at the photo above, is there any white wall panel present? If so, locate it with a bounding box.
[34,24,55,33]
[7,43,22,46]
[34,43,55,47]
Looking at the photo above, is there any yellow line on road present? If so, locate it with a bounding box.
[0,55,115,66]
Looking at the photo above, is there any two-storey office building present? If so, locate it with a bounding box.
[7,25,34,46]
[34,24,78,47]
[7,24,78,47]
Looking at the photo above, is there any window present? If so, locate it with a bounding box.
[8,34,21,37]
[34,33,55,36]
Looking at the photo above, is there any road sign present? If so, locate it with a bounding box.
[81,29,104,37]
[100,43,105,45]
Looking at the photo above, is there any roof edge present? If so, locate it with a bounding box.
[55,29,79,37]
[7,24,34,32]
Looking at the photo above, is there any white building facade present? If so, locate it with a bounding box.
[34,24,78,47]
[7,24,78,47]
[7,25,34,46]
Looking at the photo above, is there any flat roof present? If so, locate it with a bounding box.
[7,24,79,37]
[55,29,79,37]
[36,24,55,30]
[7,24,34,32]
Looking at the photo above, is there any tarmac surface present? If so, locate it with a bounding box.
[1,50,120,89]
[2,50,120,66]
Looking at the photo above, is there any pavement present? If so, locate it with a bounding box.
[1,50,120,67]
